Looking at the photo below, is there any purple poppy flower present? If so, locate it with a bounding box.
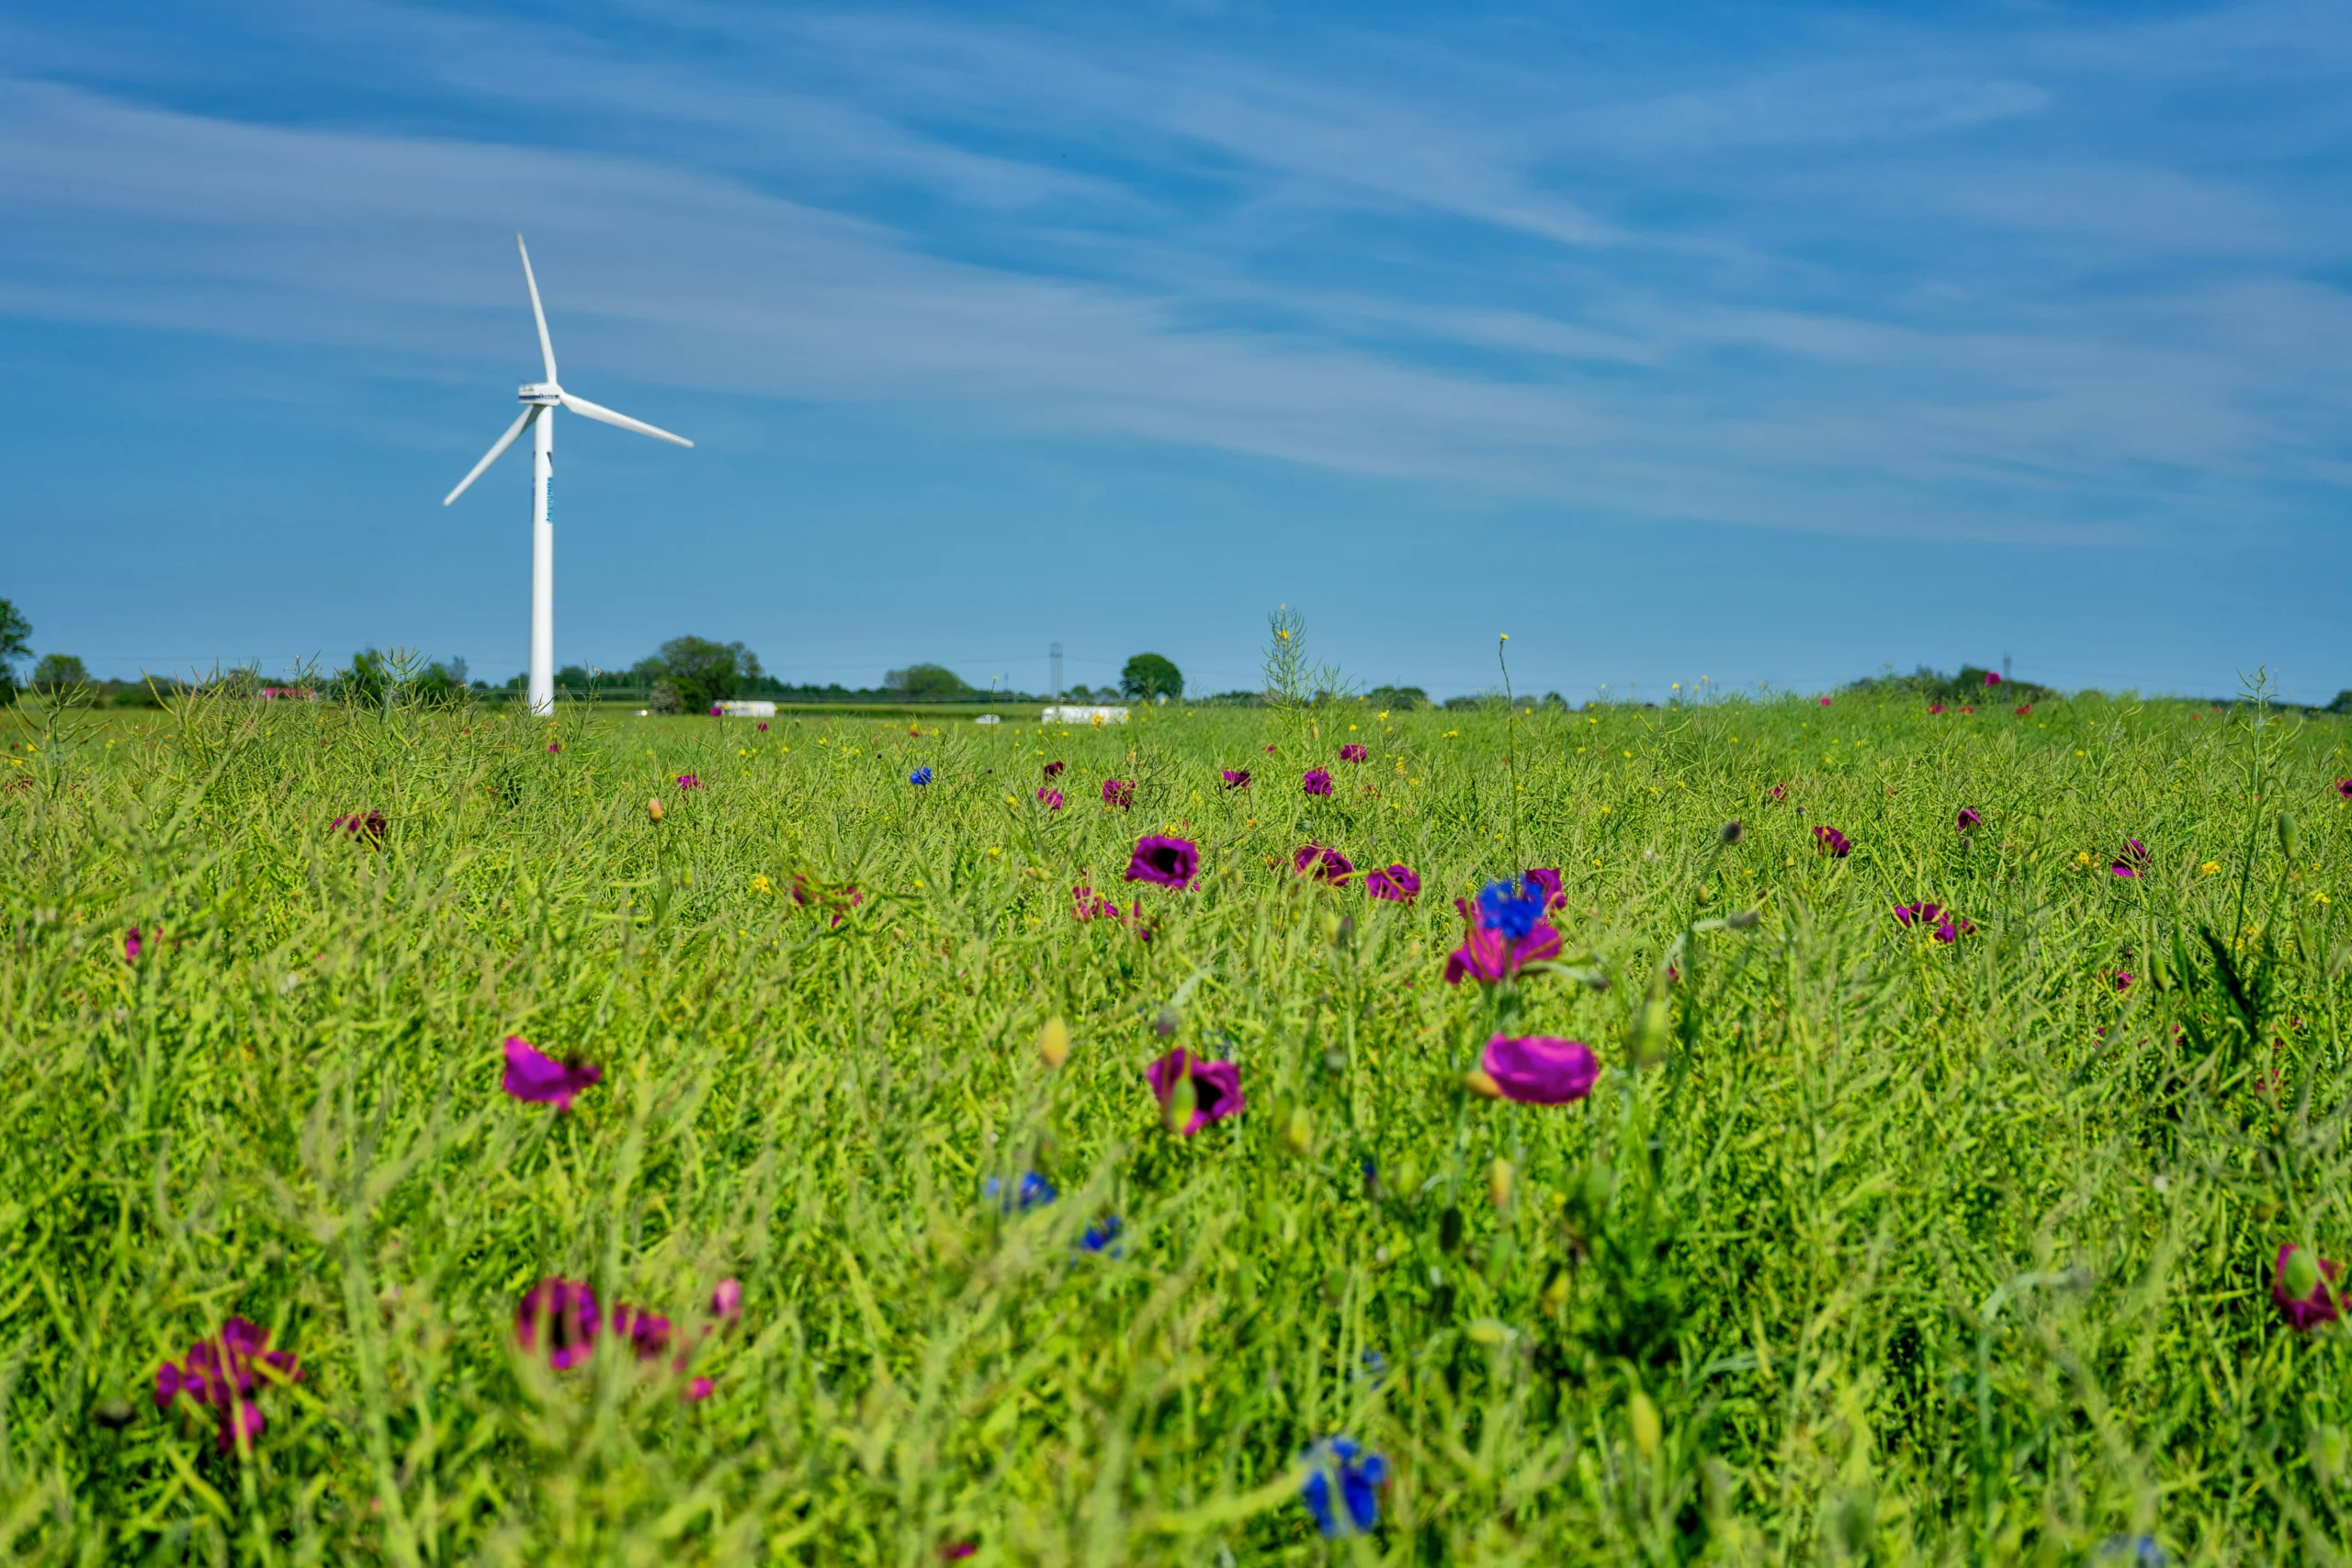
[1928,704,1946,715]
[1364,864,1419,902]
[1221,768,1252,789]
[1127,835,1201,889]
[1045,761,1066,778]
[1957,806,1982,831]
[547,742,562,754]
[790,875,863,927]
[1340,744,1368,763]
[2014,704,2033,716]
[1145,1047,1245,1135]
[1985,671,2003,687]
[709,1279,743,1329]
[1299,1437,1389,1538]
[684,1376,715,1403]
[610,1303,674,1361]
[2274,1244,2342,1331]
[2335,778,2352,801]
[2113,972,2134,992]
[154,1317,300,1453]
[333,810,388,844]
[1819,696,1832,707]
[1071,884,1145,930]
[1479,1035,1600,1105]
[1813,825,1851,858]
[1036,786,1065,810]
[709,705,722,716]
[1765,782,1789,804]
[1522,867,1566,909]
[1294,842,1353,884]
[1894,902,1973,942]
[1102,778,1135,810]
[675,773,702,790]
[502,1036,602,1112]
[124,927,143,961]
[1302,768,1334,797]
[516,1279,602,1370]
[757,722,768,732]
[1444,883,1565,984]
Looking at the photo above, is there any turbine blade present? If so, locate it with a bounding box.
[557,391,693,447]
[443,407,537,505]
[516,233,558,384]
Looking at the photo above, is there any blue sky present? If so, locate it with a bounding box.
[4,0,2348,701]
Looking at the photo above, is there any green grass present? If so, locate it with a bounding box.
[3,687,2349,1564]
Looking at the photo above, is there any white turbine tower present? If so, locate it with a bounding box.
[443,235,692,716]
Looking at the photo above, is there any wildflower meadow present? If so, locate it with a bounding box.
[5,675,2352,1563]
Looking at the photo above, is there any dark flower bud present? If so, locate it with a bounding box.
[1720,820,1744,844]
[1727,909,1758,929]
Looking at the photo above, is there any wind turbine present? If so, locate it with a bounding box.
[443,235,692,716]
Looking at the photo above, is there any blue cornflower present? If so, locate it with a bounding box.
[1476,878,1543,941]
[983,1172,1056,1213]
[1298,1437,1388,1538]
[1080,1216,1125,1253]
[910,767,934,786]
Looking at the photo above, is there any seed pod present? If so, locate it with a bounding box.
[1463,1067,1502,1099]
[1467,1318,1511,1348]
[1164,1072,1197,1134]
[1628,1389,1661,1460]
[2279,812,2299,862]
[1487,1156,1515,1210]
[1541,1270,1571,1314]
[1282,1105,1314,1155]
[1630,995,1671,1068]
[1037,1017,1071,1068]
[2285,1244,2323,1301]
[647,796,665,821]
[2312,1423,2349,1484]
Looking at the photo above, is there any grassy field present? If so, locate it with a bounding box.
[3,683,2349,1564]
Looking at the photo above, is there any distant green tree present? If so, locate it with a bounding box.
[885,663,971,700]
[1363,685,1429,712]
[337,649,391,707]
[0,598,29,703]
[1120,652,1183,702]
[650,637,763,713]
[29,653,89,694]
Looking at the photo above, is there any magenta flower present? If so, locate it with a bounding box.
[333,810,388,844]
[709,1279,743,1330]
[1102,778,1135,810]
[1819,696,1831,706]
[1045,761,1066,778]
[709,705,722,716]
[1264,744,1277,753]
[790,875,864,926]
[1364,864,1419,902]
[1985,671,2002,687]
[1340,744,1368,763]
[757,722,769,732]
[1071,884,1142,926]
[2113,971,2134,992]
[1127,835,1201,889]
[1443,891,1565,985]
[2274,1244,2342,1331]
[2335,778,2352,801]
[1037,786,1065,810]
[1894,903,1973,942]
[1303,768,1334,797]
[502,1036,602,1112]
[1522,867,1566,909]
[1146,1047,1245,1134]
[610,1303,674,1361]
[516,1279,602,1370]
[2014,705,2032,716]
[1479,1035,1600,1105]
[154,1318,300,1453]
[124,927,144,961]
[1765,782,1789,804]
[1928,704,1946,715]
[2111,840,2148,878]
[1294,842,1354,884]
[1957,807,1982,831]
[1221,768,1252,789]
[547,742,562,754]
[1813,825,1851,858]
[675,773,702,790]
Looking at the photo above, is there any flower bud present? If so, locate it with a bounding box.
[1487,1156,1514,1210]
[1153,1003,1181,1038]
[1630,996,1671,1068]
[647,796,665,821]
[1541,1270,1571,1314]
[1282,1105,1314,1155]
[1463,1067,1502,1099]
[1628,1389,1661,1460]
[1720,819,1744,844]
[2279,812,2300,862]
[1164,1072,1197,1134]
[1037,1017,1071,1068]
[2312,1423,2349,1484]
[2285,1244,2323,1302]
[1467,1318,1511,1348]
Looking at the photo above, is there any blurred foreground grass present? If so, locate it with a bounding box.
[2,687,2349,1564]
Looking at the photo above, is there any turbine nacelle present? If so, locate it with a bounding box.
[518,382,563,406]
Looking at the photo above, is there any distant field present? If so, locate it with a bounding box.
[3,690,2348,1562]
